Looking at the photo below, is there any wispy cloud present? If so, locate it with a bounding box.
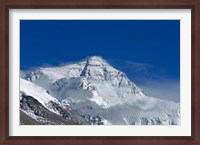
[108,59,180,102]
[137,79,180,102]
[118,61,153,72]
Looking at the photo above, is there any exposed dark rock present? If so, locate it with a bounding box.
[20,94,89,125]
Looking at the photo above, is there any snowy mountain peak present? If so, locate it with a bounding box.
[20,56,180,125]
[88,56,105,61]
[80,56,134,86]
[86,56,107,67]
[22,56,143,96]
[80,56,108,78]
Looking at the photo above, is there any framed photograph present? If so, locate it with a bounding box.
[1,0,200,144]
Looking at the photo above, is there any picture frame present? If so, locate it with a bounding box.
[1,0,199,144]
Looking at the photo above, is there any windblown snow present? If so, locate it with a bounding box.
[21,56,180,125]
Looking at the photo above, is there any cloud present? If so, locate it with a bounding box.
[108,59,180,102]
[137,79,180,102]
[118,61,153,72]
[108,59,166,83]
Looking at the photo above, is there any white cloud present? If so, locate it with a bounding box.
[137,79,180,102]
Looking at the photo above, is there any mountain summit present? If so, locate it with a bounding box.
[86,56,107,65]
[20,56,180,125]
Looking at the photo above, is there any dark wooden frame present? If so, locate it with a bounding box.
[1,0,199,144]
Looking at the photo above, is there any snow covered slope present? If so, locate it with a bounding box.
[20,78,61,114]
[20,78,89,125]
[21,56,180,125]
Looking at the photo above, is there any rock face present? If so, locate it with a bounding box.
[21,56,180,125]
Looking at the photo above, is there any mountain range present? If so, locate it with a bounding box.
[20,56,180,125]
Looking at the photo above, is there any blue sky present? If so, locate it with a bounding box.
[20,20,180,102]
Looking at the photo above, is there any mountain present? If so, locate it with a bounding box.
[20,56,180,125]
